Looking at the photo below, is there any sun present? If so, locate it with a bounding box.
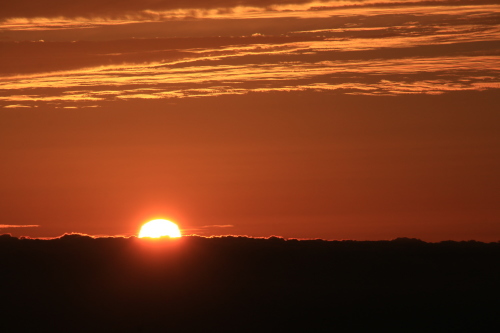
[138,219,182,238]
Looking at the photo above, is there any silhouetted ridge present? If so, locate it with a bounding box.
[1,235,498,332]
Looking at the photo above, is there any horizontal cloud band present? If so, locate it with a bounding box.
[1,0,322,20]
[0,225,40,228]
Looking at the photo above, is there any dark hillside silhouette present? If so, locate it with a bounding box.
[1,234,499,332]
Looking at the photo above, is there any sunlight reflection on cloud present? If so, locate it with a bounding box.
[2,1,499,28]
[1,1,498,106]
[1,53,499,104]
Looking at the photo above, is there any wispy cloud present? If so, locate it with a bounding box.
[181,225,235,235]
[1,0,498,106]
[1,52,498,105]
[0,1,370,21]
[2,0,498,33]
[0,224,40,228]
[2,104,32,108]
[201,225,235,228]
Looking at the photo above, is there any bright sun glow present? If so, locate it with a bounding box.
[138,219,182,238]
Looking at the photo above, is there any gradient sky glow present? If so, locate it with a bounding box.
[1,0,499,240]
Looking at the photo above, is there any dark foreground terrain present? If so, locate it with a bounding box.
[1,234,499,332]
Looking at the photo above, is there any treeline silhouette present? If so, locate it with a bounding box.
[1,234,499,332]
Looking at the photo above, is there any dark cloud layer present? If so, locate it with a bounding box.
[1,234,499,331]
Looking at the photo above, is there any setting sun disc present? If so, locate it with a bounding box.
[138,219,182,238]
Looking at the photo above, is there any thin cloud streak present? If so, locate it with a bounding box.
[202,225,235,228]
[2,1,498,33]
[6,1,451,22]
[0,224,40,228]
[0,0,327,20]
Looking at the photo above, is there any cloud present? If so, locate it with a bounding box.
[3,0,499,31]
[181,224,234,234]
[2,51,498,105]
[2,104,32,108]
[201,224,235,228]
[0,224,40,228]
[0,0,498,106]
[1,0,322,20]
[3,0,498,22]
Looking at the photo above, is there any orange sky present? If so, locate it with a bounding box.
[1,0,499,241]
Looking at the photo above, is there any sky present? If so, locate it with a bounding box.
[1,0,499,241]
